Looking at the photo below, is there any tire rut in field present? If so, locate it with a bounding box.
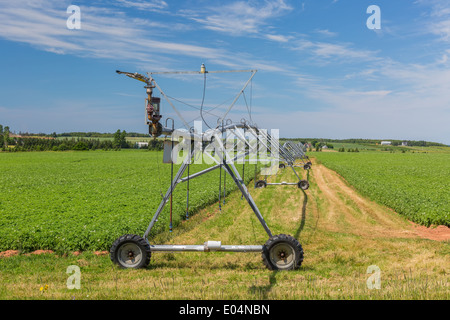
[310,161,419,239]
[310,160,450,241]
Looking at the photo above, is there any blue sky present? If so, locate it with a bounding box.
[0,0,449,144]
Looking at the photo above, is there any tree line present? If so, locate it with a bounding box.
[283,137,446,147]
[2,123,445,152]
[13,131,149,138]
[0,126,163,152]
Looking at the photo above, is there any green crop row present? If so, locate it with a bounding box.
[0,150,258,252]
[313,152,450,227]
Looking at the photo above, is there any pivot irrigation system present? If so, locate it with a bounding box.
[254,138,312,190]
[282,141,312,170]
[110,64,306,271]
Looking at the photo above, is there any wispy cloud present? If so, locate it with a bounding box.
[315,29,338,37]
[292,39,379,63]
[415,0,450,42]
[265,33,293,42]
[0,0,285,71]
[113,0,168,12]
[189,0,292,36]
[290,58,450,117]
[429,19,450,41]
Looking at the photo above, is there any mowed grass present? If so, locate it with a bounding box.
[0,160,448,300]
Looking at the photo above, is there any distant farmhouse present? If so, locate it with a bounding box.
[380,141,391,146]
[401,141,408,146]
[135,142,148,149]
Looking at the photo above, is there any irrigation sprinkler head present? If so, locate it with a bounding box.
[149,122,163,137]
[116,70,163,138]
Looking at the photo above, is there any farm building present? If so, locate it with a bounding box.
[135,142,149,149]
[380,141,392,145]
[401,141,408,146]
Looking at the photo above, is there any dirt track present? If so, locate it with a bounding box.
[309,161,449,242]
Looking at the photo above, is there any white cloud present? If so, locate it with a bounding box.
[429,19,450,41]
[265,33,293,42]
[315,29,338,37]
[0,0,285,71]
[277,54,450,143]
[190,0,293,36]
[292,39,379,64]
[297,60,450,114]
[347,90,392,97]
[114,0,168,12]
[415,0,450,42]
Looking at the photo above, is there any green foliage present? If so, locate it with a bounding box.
[4,136,130,152]
[55,131,148,138]
[147,139,164,150]
[315,142,321,151]
[72,141,89,151]
[0,126,143,152]
[314,152,450,227]
[3,126,10,146]
[113,129,128,149]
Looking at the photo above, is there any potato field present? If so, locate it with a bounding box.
[0,150,257,252]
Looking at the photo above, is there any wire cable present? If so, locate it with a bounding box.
[250,78,253,123]
[165,94,221,119]
[242,91,251,123]
[200,72,212,129]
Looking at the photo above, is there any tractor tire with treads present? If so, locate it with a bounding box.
[262,234,304,270]
[110,234,151,269]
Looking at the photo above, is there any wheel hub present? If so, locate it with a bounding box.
[269,243,294,269]
[117,243,143,268]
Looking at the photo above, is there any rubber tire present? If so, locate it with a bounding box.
[255,180,267,188]
[279,163,286,169]
[262,234,303,271]
[304,164,311,170]
[297,180,309,190]
[110,234,151,269]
